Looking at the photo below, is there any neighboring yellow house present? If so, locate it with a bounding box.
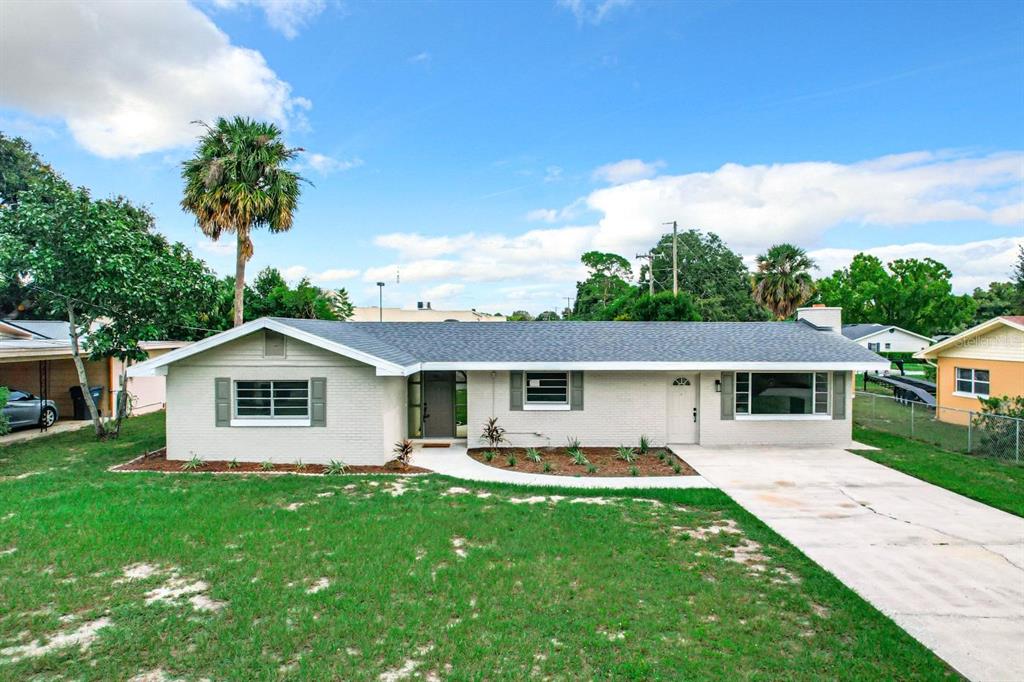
[915,316,1024,424]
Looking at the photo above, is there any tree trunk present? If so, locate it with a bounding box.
[67,305,105,438]
[233,233,247,327]
[110,360,130,438]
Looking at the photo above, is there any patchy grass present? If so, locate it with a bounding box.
[853,427,1024,518]
[0,413,953,679]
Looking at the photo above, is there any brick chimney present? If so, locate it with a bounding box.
[796,304,842,333]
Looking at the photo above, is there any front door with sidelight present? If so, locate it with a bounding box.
[422,371,455,437]
[667,375,698,443]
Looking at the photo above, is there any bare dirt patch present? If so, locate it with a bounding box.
[0,617,112,663]
[467,446,697,477]
[112,448,429,475]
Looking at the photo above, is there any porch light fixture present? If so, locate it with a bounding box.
[714,379,721,393]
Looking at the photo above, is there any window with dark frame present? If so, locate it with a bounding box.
[524,371,569,405]
[734,372,830,416]
[234,380,310,418]
[955,368,990,396]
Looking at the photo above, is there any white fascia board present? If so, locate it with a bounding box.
[417,361,890,372]
[857,326,934,343]
[915,317,1018,359]
[126,318,406,377]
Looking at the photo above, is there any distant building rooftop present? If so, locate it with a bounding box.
[350,302,504,323]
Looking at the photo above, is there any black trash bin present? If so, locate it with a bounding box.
[69,385,104,420]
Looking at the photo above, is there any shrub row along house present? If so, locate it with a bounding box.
[129,306,887,465]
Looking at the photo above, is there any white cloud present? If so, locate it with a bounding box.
[212,0,326,39]
[0,0,307,158]
[584,150,1023,255]
[197,238,239,257]
[279,265,360,284]
[408,51,432,65]
[592,158,665,184]
[808,236,1023,294]
[544,165,564,183]
[420,283,464,301]
[297,152,363,175]
[557,0,633,24]
[525,198,588,223]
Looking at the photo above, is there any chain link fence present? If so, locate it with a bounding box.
[854,391,1022,462]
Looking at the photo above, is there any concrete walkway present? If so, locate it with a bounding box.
[0,420,91,445]
[679,444,1024,682]
[410,444,713,489]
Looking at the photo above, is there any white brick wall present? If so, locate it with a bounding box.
[697,371,854,447]
[165,331,402,465]
[466,370,672,448]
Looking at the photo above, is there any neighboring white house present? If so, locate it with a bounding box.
[350,302,504,322]
[841,323,934,354]
[128,307,887,465]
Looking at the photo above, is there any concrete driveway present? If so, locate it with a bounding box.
[679,445,1024,682]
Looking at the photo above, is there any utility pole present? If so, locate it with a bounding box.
[635,252,656,295]
[663,220,678,296]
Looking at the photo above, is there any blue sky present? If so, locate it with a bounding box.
[1,0,1022,314]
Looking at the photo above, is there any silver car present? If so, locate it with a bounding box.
[3,388,58,429]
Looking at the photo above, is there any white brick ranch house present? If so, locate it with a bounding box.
[128,306,887,464]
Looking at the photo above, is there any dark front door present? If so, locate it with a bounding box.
[422,372,455,437]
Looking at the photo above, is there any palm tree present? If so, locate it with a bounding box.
[181,117,303,327]
[752,244,816,320]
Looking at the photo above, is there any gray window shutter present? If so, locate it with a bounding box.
[570,371,584,411]
[720,372,735,420]
[215,378,230,426]
[509,371,523,411]
[832,371,847,420]
[264,330,286,357]
[310,377,327,427]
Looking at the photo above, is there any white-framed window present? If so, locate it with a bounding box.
[954,368,990,397]
[524,371,569,408]
[735,372,830,417]
[235,380,310,419]
[884,342,891,349]
[867,342,881,351]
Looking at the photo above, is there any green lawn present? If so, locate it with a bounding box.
[0,414,953,680]
[853,427,1024,518]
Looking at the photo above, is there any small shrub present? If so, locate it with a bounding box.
[586,463,598,474]
[325,460,348,475]
[672,462,682,474]
[393,439,414,469]
[226,458,240,469]
[481,417,507,449]
[566,435,582,450]
[638,435,650,454]
[657,450,666,462]
[506,453,517,467]
[568,447,589,466]
[616,445,636,463]
[629,466,639,477]
[483,450,496,462]
[0,387,10,436]
[181,455,203,472]
[260,460,275,471]
[294,459,307,471]
[525,447,543,463]
[542,461,553,473]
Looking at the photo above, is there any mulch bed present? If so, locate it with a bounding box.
[467,446,698,477]
[113,448,429,475]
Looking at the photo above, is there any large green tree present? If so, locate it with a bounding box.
[1014,245,1024,314]
[181,117,304,327]
[752,243,816,320]
[643,230,766,321]
[598,289,701,322]
[0,176,217,437]
[572,251,634,319]
[971,281,1021,324]
[815,254,975,337]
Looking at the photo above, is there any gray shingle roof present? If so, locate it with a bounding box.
[841,323,890,340]
[274,318,885,365]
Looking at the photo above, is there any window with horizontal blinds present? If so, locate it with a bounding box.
[524,371,568,404]
[235,380,309,418]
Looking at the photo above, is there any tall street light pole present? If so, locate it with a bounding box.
[376,281,385,322]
